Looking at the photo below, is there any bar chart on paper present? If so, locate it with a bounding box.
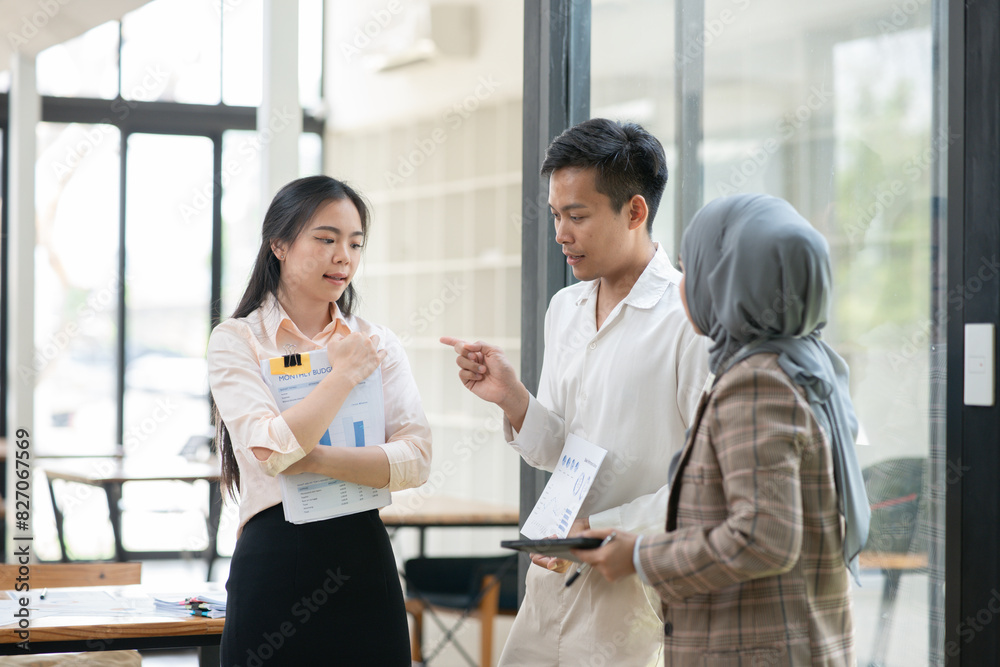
[260,348,391,523]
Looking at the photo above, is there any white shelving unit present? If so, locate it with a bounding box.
[326,97,525,555]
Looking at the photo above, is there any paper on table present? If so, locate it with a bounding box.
[520,434,607,539]
[1,588,143,623]
[260,349,391,524]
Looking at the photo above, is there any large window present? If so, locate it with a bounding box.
[123,133,214,459]
[33,122,121,457]
[1,0,325,561]
[121,0,222,104]
[592,1,945,664]
[36,21,119,99]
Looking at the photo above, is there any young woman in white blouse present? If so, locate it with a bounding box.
[208,175,432,665]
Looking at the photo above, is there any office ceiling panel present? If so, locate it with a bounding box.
[1,0,150,69]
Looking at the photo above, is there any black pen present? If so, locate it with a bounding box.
[565,531,617,587]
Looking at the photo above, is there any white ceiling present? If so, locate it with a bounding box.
[0,0,150,69]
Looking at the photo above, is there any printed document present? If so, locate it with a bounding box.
[260,349,390,524]
[521,434,607,539]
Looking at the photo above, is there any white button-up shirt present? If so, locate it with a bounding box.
[500,245,710,666]
[207,295,432,535]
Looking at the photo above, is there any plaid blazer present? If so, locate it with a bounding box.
[638,353,855,667]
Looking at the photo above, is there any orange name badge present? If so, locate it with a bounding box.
[269,355,313,376]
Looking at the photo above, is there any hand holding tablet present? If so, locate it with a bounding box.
[500,537,604,563]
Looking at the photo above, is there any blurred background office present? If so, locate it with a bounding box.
[1,0,995,665]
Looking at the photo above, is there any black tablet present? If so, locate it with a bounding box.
[500,537,604,562]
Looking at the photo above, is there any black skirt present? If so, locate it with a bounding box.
[220,504,410,667]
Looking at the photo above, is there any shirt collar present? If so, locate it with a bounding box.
[573,244,680,310]
[258,293,351,347]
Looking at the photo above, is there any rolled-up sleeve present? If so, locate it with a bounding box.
[207,322,306,477]
[503,394,566,472]
[501,303,567,472]
[377,330,432,491]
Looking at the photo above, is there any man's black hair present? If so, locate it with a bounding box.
[540,118,668,234]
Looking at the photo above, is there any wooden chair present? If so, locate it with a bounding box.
[0,563,143,666]
[404,555,518,667]
[0,563,142,590]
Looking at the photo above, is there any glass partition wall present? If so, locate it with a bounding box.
[592,0,946,664]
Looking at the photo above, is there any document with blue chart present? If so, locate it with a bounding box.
[260,348,390,524]
[520,434,607,539]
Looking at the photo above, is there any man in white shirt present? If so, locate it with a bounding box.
[441,118,710,665]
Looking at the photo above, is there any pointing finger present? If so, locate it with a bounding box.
[440,336,482,355]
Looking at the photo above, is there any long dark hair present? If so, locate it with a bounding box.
[215,176,371,501]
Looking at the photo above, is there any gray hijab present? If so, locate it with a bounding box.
[680,193,870,584]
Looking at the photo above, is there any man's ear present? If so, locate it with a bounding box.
[627,195,649,232]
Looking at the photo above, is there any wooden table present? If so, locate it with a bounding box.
[0,585,223,666]
[379,492,520,556]
[41,458,222,576]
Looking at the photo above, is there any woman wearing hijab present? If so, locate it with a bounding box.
[573,193,869,666]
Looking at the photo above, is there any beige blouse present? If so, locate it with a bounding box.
[207,294,432,534]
